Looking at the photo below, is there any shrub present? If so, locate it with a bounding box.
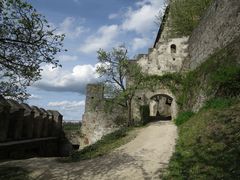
[174,111,195,126]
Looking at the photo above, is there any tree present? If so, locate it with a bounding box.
[96,46,144,126]
[0,0,65,101]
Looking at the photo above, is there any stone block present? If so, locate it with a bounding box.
[47,110,63,137]
[6,99,24,140]
[32,106,43,138]
[40,108,49,137]
[21,103,34,139]
[0,95,10,142]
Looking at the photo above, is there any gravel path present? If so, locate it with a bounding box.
[0,121,177,180]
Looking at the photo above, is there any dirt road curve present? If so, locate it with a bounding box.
[0,121,177,180]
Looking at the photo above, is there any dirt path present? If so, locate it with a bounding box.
[0,121,177,180]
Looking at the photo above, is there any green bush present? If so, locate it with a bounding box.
[174,111,195,126]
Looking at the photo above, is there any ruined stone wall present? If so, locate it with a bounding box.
[186,0,240,70]
[0,96,63,142]
[0,95,65,158]
[132,87,178,122]
[136,37,189,76]
[80,84,127,148]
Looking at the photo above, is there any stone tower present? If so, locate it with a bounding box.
[84,84,104,112]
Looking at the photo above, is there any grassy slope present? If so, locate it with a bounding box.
[59,127,139,162]
[161,35,240,179]
[163,102,240,179]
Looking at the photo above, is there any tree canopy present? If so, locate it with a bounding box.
[0,0,65,101]
[96,46,144,126]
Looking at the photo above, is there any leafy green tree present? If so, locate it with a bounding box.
[96,46,144,126]
[0,0,65,101]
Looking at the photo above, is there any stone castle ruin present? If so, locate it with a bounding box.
[0,95,71,159]
[81,0,240,147]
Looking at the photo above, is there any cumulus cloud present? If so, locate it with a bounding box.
[108,13,119,20]
[29,94,41,100]
[79,25,119,54]
[132,37,150,51]
[57,55,78,62]
[121,0,164,35]
[48,100,85,110]
[48,100,85,121]
[34,64,101,94]
[57,17,87,39]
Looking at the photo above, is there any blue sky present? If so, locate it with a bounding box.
[26,0,165,121]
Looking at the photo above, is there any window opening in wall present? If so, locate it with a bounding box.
[170,44,177,54]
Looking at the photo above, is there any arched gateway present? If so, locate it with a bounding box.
[149,94,173,120]
[132,89,178,122]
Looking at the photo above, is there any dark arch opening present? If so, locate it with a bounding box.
[170,44,177,54]
[149,94,173,121]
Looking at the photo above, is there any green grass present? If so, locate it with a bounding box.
[63,122,81,131]
[59,127,139,162]
[202,97,238,110]
[174,111,195,126]
[162,102,240,179]
[169,0,213,37]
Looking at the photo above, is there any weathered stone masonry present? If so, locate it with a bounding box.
[185,0,240,70]
[0,95,66,159]
[80,84,127,148]
[81,0,240,147]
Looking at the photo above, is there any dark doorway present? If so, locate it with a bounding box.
[149,94,172,121]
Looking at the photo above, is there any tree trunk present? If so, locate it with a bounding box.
[127,98,133,126]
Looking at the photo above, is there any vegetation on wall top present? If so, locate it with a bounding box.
[169,0,213,37]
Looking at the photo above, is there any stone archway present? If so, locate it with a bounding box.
[145,89,178,120]
[132,88,178,122]
[149,94,173,121]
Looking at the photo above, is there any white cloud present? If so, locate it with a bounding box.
[29,94,41,100]
[121,0,164,35]
[48,100,85,110]
[57,17,87,39]
[58,55,78,62]
[108,13,118,19]
[79,25,119,54]
[35,64,101,94]
[48,100,85,121]
[132,37,150,51]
